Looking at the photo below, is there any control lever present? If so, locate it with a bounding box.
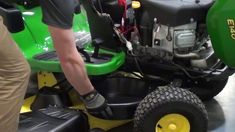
[92,38,104,58]
[77,48,91,63]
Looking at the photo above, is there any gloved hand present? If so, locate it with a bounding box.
[82,90,113,119]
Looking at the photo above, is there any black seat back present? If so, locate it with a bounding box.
[81,0,121,52]
[0,1,24,33]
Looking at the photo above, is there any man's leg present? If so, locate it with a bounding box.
[0,17,30,132]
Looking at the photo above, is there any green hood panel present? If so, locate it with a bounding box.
[207,0,235,68]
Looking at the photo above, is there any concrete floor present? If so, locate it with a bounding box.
[207,74,235,132]
[108,74,235,132]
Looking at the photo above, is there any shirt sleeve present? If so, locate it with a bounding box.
[39,0,79,29]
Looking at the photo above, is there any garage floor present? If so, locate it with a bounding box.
[108,74,235,132]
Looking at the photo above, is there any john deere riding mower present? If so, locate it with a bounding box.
[1,0,235,131]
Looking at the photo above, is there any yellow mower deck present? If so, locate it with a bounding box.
[20,72,129,131]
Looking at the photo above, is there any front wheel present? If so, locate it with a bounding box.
[134,86,208,132]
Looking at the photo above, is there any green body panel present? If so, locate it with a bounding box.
[207,0,235,68]
[12,6,125,75]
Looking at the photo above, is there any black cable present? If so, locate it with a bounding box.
[130,50,222,79]
[97,0,103,13]
[130,51,145,77]
[129,51,171,83]
[169,60,222,79]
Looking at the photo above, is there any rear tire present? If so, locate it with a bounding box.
[134,86,208,132]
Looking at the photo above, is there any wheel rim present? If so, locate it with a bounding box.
[155,114,190,132]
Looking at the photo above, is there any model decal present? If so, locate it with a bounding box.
[227,19,235,39]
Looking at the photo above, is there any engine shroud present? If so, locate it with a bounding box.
[140,0,214,26]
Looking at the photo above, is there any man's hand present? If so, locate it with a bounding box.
[82,90,113,119]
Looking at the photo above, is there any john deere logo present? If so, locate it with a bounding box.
[227,19,235,40]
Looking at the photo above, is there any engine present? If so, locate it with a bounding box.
[88,0,217,69]
[150,21,198,60]
[146,19,212,60]
[131,0,216,69]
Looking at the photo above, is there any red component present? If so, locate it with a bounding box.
[118,0,127,32]
[118,0,126,6]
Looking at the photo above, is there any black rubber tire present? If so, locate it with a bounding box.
[189,78,228,101]
[134,86,208,132]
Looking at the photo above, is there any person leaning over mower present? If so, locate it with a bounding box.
[0,17,31,131]
[39,0,113,118]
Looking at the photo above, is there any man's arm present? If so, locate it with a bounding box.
[48,25,95,95]
[39,0,113,119]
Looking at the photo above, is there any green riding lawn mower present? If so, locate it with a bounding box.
[1,0,235,131]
